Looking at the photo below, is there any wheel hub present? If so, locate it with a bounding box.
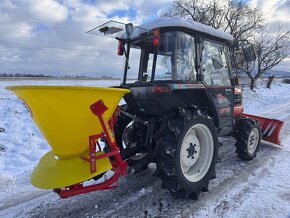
[187,144,195,158]
[248,128,259,154]
[181,135,200,168]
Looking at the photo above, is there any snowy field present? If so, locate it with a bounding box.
[0,78,290,217]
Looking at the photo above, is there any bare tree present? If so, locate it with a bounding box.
[238,26,290,90]
[224,1,263,75]
[161,1,262,75]
[224,1,263,43]
[162,0,227,29]
[161,0,290,90]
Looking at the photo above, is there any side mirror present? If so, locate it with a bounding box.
[242,43,256,62]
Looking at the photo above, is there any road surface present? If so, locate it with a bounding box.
[1,89,290,218]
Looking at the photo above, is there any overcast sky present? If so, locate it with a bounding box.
[0,0,289,77]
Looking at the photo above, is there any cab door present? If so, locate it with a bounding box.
[201,40,234,136]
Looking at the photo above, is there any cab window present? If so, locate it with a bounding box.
[127,30,197,84]
[202,41,231,86]
[154,31,197,83]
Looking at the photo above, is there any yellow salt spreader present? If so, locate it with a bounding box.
[6,86,130,198]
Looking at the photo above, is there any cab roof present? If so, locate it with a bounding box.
[141,17,233,42]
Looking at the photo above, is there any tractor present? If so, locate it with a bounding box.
[7,17,284,199]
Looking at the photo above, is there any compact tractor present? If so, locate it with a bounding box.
[7,18,284,199]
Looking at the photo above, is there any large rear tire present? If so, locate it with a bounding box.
[157,116,218,199]
[234,118,261,161]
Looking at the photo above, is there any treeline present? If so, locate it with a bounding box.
[0,73,115,79]
[0,73,52,77]
[62,75,113,79]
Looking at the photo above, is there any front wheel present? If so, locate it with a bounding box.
[234,118,261,161]
[157,116,218,199]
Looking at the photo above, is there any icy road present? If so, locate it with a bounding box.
[0,78,290,218]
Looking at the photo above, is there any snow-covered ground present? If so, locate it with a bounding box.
[242,79,290,115]
[0,78,290,218]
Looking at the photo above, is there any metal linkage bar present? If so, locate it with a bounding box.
[120,110,148,125]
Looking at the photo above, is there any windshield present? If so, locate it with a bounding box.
[124,30,197,84]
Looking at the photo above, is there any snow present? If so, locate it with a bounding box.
[0,78,290,217]
[141,17,234,41]
[242,79,290,115]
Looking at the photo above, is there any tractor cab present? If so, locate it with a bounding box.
[88,18,235,136]
[88,18,233,86]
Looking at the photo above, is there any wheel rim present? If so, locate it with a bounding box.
[247,128,259,154]
[122,121,134,149]
[180,123,214,183]
[122,121,143,161]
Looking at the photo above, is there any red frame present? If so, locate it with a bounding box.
[54,100,128,198]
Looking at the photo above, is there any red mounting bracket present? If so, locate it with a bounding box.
[54,100,128,198]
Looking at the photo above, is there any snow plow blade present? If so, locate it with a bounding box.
[240,113,284,146]
[6,86,130,189]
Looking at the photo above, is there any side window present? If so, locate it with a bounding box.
[154,31,197,83]
[143,53,153,82]
[137,49,153,82]
[202,41,231,86]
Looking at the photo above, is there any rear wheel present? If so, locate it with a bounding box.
[234,118,261,161]
[157,116,218,199]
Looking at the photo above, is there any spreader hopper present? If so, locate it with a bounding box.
[7,86,130,190]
